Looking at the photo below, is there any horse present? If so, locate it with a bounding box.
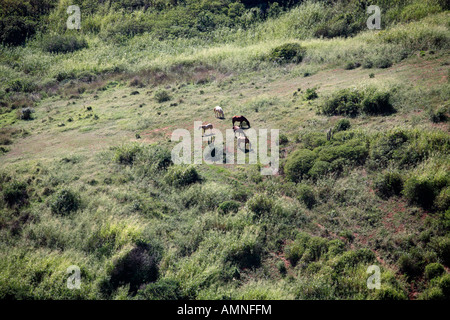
[237,136,250,150]
[199,123,213,135]
[232,115,250,128]
[214,106,224,118]
[233,125,244,137]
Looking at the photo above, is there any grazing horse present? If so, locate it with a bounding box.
[237,136,250,150]
[233,125,244,137]
[232,115,250,128]
[214,106,224,118]
[199,123,213,135]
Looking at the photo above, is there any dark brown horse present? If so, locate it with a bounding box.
[232,115,250,128]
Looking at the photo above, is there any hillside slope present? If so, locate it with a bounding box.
[0,1,449,300]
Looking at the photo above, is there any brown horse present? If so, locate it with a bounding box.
[232,115,250,128]
[199,123,213,135]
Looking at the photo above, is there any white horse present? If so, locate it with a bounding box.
[214,106,224,118]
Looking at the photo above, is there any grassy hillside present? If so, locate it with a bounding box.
[0,0,449,300]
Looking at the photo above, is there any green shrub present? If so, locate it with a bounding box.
[218,200,240,215]
[285,233,310,266]
[246,194,273,216]
[277,261,287,275]
[320,88,362,117]
[154,89,171,103]
[267,43,305,64]
[316,139,368,165]
[50,189,80,215]
[308,160,332,179]
[135,279,186,300]
[164,165,200,187]
[334,119,351,133]
[2,181,28,207]
[135,145,172,174]
[361,89,395,115]
[403,176,436,209]
[113,144,143,165]
[18,107,34,120]
[375,287,407,300]
[435,187,450,212]
[429,106,448,123]
[0,15,36,46]
[373,57,393,69]
[104,241,161,295]
[41,34,88,54]
[297,184,316,209]
[284,149,317,183]
[375,171,404,199]
[334,249,376,272]
[304,87,318,100]
[425,263,445,280]
[431,237,450,266]
[398,251,424,279]
[439,274,450,298]
[279,133,289,145]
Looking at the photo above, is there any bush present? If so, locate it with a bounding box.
[267,43,305,64]
[2,181,28,207]
[425,263,445,280]
[439,274,450,298]
[0,16,36,46]
[135,279,185,300]
[435,187,450,212]
[361,89,395,115]
[113,144,142,165]
[403,176,436,209]
[41,34,88,54]
[304,87,318,100]
[135,145,172,174]
[164,165,200,187]
[106,241,161,294]
[398,251,424,279]
[431,237,450,266]
[218,200,240,215]
[18,107,34,120]
[375,171,404,199]
[297,184,316,209]
[246,194,273,216]
[334,119,351,133]
[279,133,289,145]
[375,288,407,300]
[154,89,171,103]
[284,149,317,183]
[308,160,332,179]
[50,189,80,215]
[320,88,362,117]
[429,106,448,123]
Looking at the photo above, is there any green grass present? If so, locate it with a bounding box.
[0,1,449,300]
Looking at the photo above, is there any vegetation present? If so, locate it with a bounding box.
[0,0,449,301]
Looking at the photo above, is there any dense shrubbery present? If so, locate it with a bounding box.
[320,88,394,117]
[218,200,240,215]
[135,279,186,300]
[164,165,200,187]
[40,34,88,54]
[375,171,404,199]
[334,119,351,133]
[2,181,28,207]
[297,184,315,209]
[284,149,316,183]
[113,144,143,165]
[424,263,445,280]
[154,89,171,103]
[103,241,161,295]
[267,43,305,64]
